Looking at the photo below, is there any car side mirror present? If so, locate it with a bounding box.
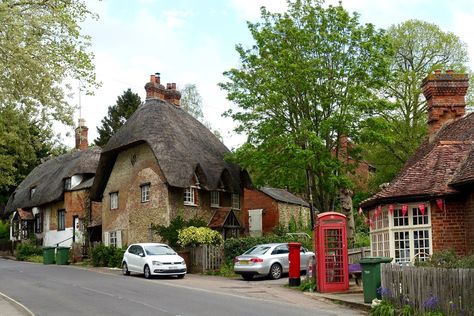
[138,252,145,257]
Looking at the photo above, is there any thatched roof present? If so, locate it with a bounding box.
[361,113,474,208]
[91,99,248,200]
[5,147,101,214]
[260,187,309,207]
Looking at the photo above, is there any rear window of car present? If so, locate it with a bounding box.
[244,246,271,255]
[145,245,176,255]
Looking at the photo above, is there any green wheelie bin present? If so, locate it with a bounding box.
[56,246,70,265]
[43,246,56,264]
[359,257,393,303]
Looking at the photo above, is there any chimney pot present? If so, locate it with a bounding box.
[155,72,161,84]
[150,75,156,83]
[171,83,176,89]
[167,83,172,89]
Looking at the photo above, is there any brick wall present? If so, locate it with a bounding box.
[243,188,279,234]
[465,191,474,255]
[430,196,469,256]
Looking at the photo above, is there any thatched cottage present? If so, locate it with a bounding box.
[361,70,474,263]
[6,120,101,249]
[90,73,251,247]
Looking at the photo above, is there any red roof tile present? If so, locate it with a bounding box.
[361,113,474,208]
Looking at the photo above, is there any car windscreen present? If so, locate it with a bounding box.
[144,245,176,255]
[243,245,271,255]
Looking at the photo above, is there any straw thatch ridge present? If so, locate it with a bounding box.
[5,147,101,214]
[91,99,246,201]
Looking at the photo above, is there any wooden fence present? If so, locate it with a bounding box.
[190,245,224,273]
[348,247,370,264]
[0,240,18,256]
[381,264,474,315]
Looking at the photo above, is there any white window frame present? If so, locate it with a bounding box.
[141,184,150,203]
[211,191,220,208]
[184,187,196,206]
[369,203,432,264]
[108,230,122,248]
[231,193,240,210]
[110,192,118,210]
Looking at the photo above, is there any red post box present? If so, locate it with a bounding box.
[288,242,301,287]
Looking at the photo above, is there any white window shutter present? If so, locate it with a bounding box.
[104,231,110,246]
[116,230,122,248]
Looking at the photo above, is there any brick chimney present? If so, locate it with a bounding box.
[75,118,88,150]
[144,73,181,106]
[421,70,469,137]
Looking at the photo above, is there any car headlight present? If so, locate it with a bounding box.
[181,260,186,265]
[152,261,162,266]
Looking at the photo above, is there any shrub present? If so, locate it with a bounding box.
[414,250,474,269]
[90,244,124,268]
[0,220,9,239]
[370,299,395,316]
[16,242,42,261]
[152,214,206,249]
[178,226,223,248]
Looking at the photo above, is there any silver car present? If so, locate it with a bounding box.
[233,243,315,280]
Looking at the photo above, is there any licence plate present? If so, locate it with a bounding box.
[239,260,249,265]
[168,266,177,269]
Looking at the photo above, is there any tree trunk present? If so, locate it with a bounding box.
[340,188,355,246]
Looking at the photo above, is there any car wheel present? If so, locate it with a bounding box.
[242,273,253,281]
[269,263,282,280]
[122,262,130,276]
[177,274,185,279]
[144,265,151,279]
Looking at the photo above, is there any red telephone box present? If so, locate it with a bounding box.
[315,212,349,293]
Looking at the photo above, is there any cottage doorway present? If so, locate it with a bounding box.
[249,209,262,237]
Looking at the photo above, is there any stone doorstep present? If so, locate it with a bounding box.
[304,291,371,313]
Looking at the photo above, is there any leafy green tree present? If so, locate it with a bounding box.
[0,0,98,126]
[180,84,205,122]
[94,89,142,147]
[220,0,392,237]
[0,106,67,208]
[180,84,223,141]
[361,20,470,187]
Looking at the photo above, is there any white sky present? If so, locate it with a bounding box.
[63,0,474,150]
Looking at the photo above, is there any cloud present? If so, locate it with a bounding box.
[229,0,287,21]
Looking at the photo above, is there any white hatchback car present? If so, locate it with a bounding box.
[122,243,186,279]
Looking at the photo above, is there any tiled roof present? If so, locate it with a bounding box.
[361,113,474,208]
[260,187,309,207]
[208,208,241,228]
[451,148,474,186]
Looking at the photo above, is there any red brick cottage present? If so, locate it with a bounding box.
[243,187,310,236]
[361,70,474,264]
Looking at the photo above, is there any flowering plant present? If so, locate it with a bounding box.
[178,226,223,248]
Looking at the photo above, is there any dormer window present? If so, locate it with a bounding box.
[30,187,36,198]
[184,187,196,206]
[64,178,71,190]
[211,191,220,208]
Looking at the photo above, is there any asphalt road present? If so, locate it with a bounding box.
[0,259,362,316]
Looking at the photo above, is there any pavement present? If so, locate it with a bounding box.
[0,255,371,315]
